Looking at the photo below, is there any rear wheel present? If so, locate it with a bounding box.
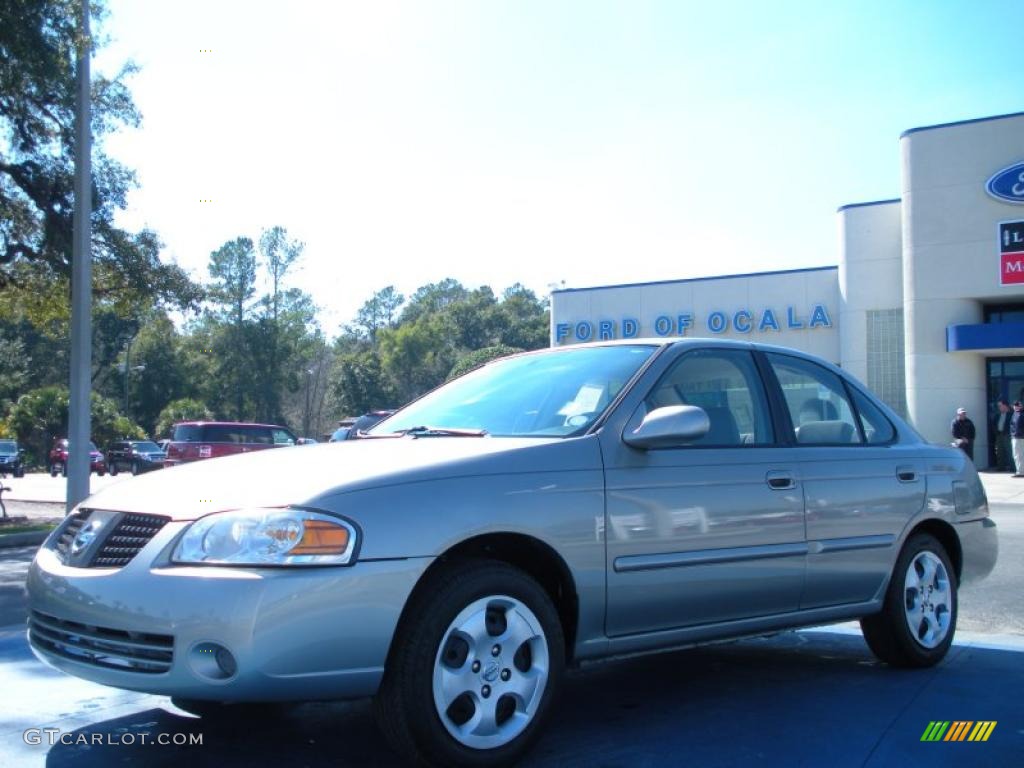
[375,559,564,768]
[860,533,957,667]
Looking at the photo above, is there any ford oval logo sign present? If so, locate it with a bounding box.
[986,162,1024,204]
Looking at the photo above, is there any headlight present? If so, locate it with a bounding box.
[172,507,358,566]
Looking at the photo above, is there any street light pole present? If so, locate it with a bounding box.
[67,0,92,513]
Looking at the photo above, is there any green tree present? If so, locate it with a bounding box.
[351,285,405,341]
[207,237,256,419]
[378,315,457,403]
[330,348,396,417]
[399,278,469,324]
[0,329,29,404]
[154,397,212,439]
[447,345,523,381]
[0,0,202,309]
[496,284,549,349]
[4,384,142,465]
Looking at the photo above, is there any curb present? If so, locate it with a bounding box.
[0,530,51,549]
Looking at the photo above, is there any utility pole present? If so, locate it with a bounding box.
[67,0,92,512]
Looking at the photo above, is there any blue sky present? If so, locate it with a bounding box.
[94,1,1024,333]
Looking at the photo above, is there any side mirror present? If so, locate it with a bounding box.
[623,405,710,450]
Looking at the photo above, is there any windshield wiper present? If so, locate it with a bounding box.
[396,425,489,438]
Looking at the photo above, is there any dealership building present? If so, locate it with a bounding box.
[550,111,1024,467]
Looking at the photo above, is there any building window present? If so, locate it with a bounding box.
[866,309,907,418]
[984,304,1024,324]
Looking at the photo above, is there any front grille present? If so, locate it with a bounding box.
[92,513,170,568]
[52,510,169,568]
[54,511,89,561]
[29,610,174,674]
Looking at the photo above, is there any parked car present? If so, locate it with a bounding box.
[0,438,25,478]
[106,440,167,476]
[47,438,106,477]
[330,410,395,442]
[163,422,298,466]
[27,340,998,767]
[328,417,357,442]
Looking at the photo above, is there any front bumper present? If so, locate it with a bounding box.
[26,522,431,702]
[956,516,998,585]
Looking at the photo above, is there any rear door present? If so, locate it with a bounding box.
[762,352,926,609]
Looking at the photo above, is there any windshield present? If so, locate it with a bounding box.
[0,440,16,452]
[132,441,162,451]
[370,345,656,438]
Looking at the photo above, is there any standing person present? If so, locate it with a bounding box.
[994,398,1012,471]
[951,407,976,462]
[1012,401,1024,477]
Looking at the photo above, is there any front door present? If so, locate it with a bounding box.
[603,347,806,637]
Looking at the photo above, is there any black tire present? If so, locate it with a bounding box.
[860,532,957,668]
[60,462,67,478]
[13,466,24,478]
[375,559,565,768]
[131,461,140,476]
[49,462,59,478]
[109,461,118,476]
[97,469,105,477]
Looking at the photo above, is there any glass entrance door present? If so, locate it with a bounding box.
[986,358,1024,467]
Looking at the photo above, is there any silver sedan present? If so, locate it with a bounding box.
[27,339,998,766]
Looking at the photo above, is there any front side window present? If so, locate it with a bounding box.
[643,349,774,446]
[766,353,862,445]
[371,345,657,438]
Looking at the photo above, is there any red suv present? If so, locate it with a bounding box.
[163,421,298,466]
[48,438,107,477]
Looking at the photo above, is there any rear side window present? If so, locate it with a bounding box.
[766,353,862,445]
[644,349,774,446]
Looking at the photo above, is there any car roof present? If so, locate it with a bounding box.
[172,421,290,429]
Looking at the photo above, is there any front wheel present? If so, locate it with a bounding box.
[375,560,564,768]
[860,532,957,668]
[109,462,118,476]
[131,461,140,475]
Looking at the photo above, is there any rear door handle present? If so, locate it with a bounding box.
[896,465,917,483]
[766,471,796,490]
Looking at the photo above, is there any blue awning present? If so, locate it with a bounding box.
[947,322,1024,351]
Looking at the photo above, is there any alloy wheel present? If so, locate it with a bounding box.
[432,595,549,750]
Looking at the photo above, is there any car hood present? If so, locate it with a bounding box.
[79,436,598,520]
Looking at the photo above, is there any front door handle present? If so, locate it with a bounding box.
[766,471,796,490]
